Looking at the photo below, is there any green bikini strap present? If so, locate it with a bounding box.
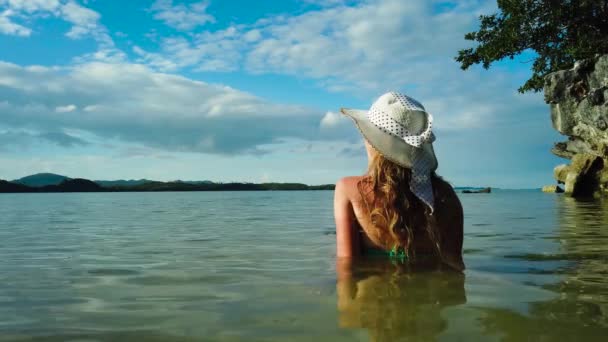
[388,245,408,263]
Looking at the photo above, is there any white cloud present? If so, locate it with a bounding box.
[150,0,215,31]
[269,1,531,131]
[0,128,88,149]
[301,0,352,6]
[243,29,261,43]
[73,47,126,64]
[0,0,62,12]
[0,61,328,155]
[83,104,99,112]
[144,0,478,86]
[0,10,31,36]
[243,0,478,90]
[0,0,105,40]
[61,1,101,39]
[0,0,562,187]
[55,104,76,113]
[132,45,178,71]
[138,0,517,132]
[320,111,346,129]
[0,0,125,67]
[137,26,243,72]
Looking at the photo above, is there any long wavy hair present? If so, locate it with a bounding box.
[357,152,443,260]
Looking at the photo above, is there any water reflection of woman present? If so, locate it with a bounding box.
[336,258,466,341]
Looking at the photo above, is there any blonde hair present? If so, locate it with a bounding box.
[357,152,443,260]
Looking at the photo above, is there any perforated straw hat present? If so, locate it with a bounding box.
[341,91,438,212]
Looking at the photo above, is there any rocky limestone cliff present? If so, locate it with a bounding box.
[544,54,608,197]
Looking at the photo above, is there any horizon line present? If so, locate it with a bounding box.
[3,172,544,190]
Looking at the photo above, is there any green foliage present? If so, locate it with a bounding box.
[456,0,608,92]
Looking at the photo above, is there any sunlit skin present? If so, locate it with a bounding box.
[334,139,465,270]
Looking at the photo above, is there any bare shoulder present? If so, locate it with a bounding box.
[335,176,365,199]
[335,176,364,188]
[334,176,366,258]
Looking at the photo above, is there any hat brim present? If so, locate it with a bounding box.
[340,107,438,171]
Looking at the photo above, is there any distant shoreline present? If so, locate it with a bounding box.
[0,177,335,193]
[1,173,534,193]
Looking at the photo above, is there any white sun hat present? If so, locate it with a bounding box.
[340,91,438,212]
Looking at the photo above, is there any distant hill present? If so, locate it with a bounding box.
[1,175,334,193]
[11,173,71,187]
[95,179,215,187]
[0,180,35,192]
[5,173,498,193]
[41,178,105,192]
[94,179,154,187]
[106,181,329,191]
[10,174,216,188]
[178,180,215,185]
[0,178,104,193]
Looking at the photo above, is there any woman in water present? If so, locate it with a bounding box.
[334,92,464,271]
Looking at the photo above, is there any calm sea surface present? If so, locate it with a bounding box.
[0,190,607,341]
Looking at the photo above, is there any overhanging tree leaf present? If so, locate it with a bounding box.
[456,0,608,93]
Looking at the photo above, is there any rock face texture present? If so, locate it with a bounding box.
[544,55,608,197]
[542,185,564,193]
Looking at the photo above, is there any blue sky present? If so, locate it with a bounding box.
[0,0,564,188]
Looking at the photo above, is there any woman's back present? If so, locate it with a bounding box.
[335,174,464,270]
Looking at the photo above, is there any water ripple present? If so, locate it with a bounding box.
[0,191,607,340]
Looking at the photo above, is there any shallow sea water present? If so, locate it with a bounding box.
[0,190,607,341]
